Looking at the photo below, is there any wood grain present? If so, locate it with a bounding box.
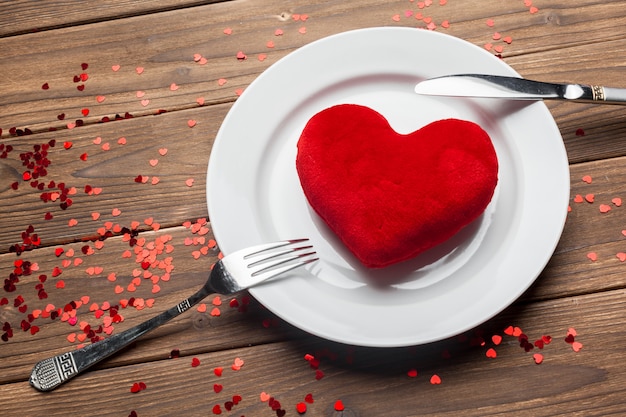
[0,0,229,37]
[3,0,626,416]
[2,288,625,416]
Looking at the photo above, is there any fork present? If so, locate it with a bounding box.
[29,239,317,392]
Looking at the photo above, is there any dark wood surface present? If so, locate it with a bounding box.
[2,1,626,415]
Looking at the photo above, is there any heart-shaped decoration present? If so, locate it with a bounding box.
[296,104,498,268]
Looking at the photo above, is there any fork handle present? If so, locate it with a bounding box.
[30,286,211,392]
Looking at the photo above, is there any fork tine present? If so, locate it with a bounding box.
[248,239,317,277]
[247,242,312,267]
[249,249,318,278]
[242,238,310,260]
[217,239,317,292]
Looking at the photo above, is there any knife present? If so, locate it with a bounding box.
[414,74,626,105]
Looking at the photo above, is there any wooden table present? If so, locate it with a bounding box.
[2,1,626,415]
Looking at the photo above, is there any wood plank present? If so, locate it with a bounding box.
[0,104,222,251]
[2,288,625,416]
[1,0,625,143]
[532,155,626,300]
[0,0,229,37]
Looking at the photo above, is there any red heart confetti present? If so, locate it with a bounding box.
[130,381,147,393]
[430,374,442,385]
[296,402,307,414]
[232,357,244,370]
[334,400,345,411]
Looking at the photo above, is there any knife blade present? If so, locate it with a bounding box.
[414,74,626,105]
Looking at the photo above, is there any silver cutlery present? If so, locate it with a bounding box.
[414,74,626,104]
[29,239,318,392]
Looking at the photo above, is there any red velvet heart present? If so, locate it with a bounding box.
[296,104,498,268]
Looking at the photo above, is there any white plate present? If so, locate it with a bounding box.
[207,27,569,347]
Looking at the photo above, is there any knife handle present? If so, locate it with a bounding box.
[584,85,626,105]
